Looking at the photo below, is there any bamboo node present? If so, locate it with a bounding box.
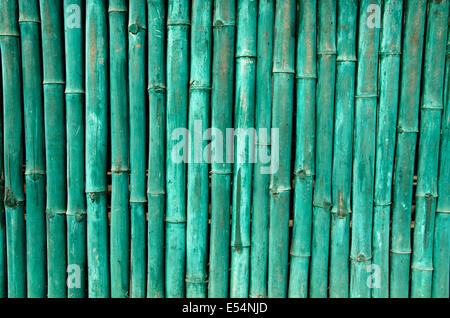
[379,52,401,56]
[167,19,190,27]
[129,23,146,35]
[296,74,317,79]
[374,201,392,207]
[43,80,65,86]
[65,89,85,95]
[213,20,235,28]
[46,209,67,217]
[397,126,419,134]
[165,218,186,224]
[289,252,311,259]
[0,33,20,37]
[411,265,434,272]
[436,209,450,214]
[421,104,444,110]
[210,170,232,175]
[390,249,411,255]
[185,277,208,284]
[148,191,166,196]
[148,84,167,93]
[355,94,378,99]
[350,254,372,263]
[336,57,357,63]
[18,19,41,24]
[313,201,333,211]
[273,68,295,75]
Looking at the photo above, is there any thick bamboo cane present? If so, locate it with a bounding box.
[411,0,449,298]
[109,0,130,298]
[249,0,273,299]
[372,0,403,299]
[86,0,110,298]
[309,0,336,298]
[64,0,87,298]
[329,0,357,299]
[186,0,212,298]
[230,0,257,298]
[208,0,235,298]
[0,0,26,298]
[18,0,46,298]
[289,0,316,299]
[0,76,4,298]
[165,0,190,298]
[350,0,381,298]
[40,0,67,298]
[390,0,427,298]
[147,0,165,299]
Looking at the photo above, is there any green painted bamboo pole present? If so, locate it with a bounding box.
[109,0,130,298]
[0,0,26,298]
[165,0,189,298]
[249,0,273,299]
[372,0,403,299]
[310,0,336,298]
[230,0,257,298]
[390,0,427,298]
[147,0,165,299]
[0,78,4,298]
[19,0,46,298]
[186,0,212,298]
[64,0,87,299]
[86,0,110,298]
[40,0,67,298]
[129,0,146,299]
[289,0,316,299]
[350,0,380,298]
[411,0,449,298]
[329,0,357,299]
[208,0,235,298]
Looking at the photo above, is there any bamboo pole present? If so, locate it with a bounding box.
[165,0,190,298]
[86,0,110,298]
[372,0,403,299]
[186,0,212,298]
[0,0,26,298]
[309,0,336,298]
[19,0,46,298]
[39,0,67,298]
[230,0,257,298]
[328,0,357,299]
[390,0,427,298]
[208,0,235,298]
[64,0,87,298]
[0,73,4,298]
[350,0,381,298]
[411,0,449,298]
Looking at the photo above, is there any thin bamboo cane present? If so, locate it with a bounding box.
[310,0,336,298]
[208,0,235,298]
[19,0,46,298]
[86,0,110,298]
[390,0,427,298]
[165,0,190,298]
[230,0,257,298]
[0,72,4,298]
[129,0,147,299]
[249,0,273,299]
[289,0,316,299]
[350,0,381,298]
[372,0,403,299]
[328,0,357,299]
[411,0,449,299]
[147,0,165,299]
[64,0,87,299]
[186,0,212,298]
[40,0,67,298]
[0,0,26,298]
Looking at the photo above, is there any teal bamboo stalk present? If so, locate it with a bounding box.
[372,0,403,299]
[249,0,273,299]
[230,0,257,298]
[19,0,46,298]
[109,0,130,298]
[40,0,67,298]
[208,0,235,298]
[390,0,427,298]
[309,0,336,298]
[64,0,87,298]
[129,0,146,299]
[411,0,449,298]
[0,84,4,298]
[289,0,316,299]
[86,0,110,298]
[350,0,381,298]
[147,0,165,298]
[329,0,357,299]
[186,0,212,298]
[0,0,26,298]
[165,0,190,298]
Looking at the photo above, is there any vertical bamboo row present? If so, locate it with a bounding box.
[86,0,110,298]
[372,0,403,299]
[19,0,46,298]
[411,0,449,298]
[390,0,427,298]
[39,0,67,298]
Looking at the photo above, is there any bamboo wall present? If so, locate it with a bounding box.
[0,0,449,298]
